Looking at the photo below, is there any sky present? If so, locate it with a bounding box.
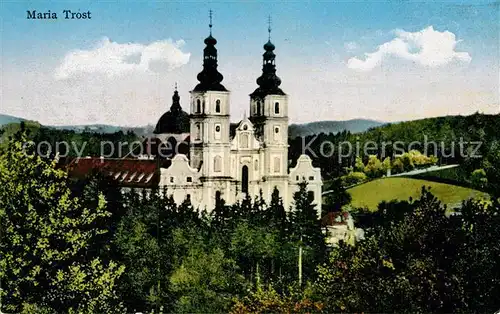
[1,0,499,126]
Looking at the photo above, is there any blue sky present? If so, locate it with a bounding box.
[1,1,498,125]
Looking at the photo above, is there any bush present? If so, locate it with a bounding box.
[471,168,488,190]
[341,172,368,187]
[364,155,384,178]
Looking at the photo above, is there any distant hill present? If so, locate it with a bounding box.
[0,114,25,126]
[1,113,384,138]
[289,119,385,138]
[48,124,154,136]
[49,123,156,136]
[49,124,122,133]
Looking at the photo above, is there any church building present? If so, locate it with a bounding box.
[154,21,322,213]
[67,19,322,215]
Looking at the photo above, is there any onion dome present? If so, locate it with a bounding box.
[153,87,190,134]
[250,37,285,98]
[193,11,227,92]
[263,40,275,51]
[204,34,217,45]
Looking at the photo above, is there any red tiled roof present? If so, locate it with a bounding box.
[63,157,160,188]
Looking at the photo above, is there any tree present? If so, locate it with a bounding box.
[229,221,278,287]
[322,178,352,214]
[230,284,324,314]
[392,157,404,174]
[381,157,391,175]
[471,168,488,190]
[290,181,326,284]
[340,171,367,186]
[354,156,365,172]
[0,128,124,313]
[364,155,383,178]
[169,247,247,313]
[314,187,500,313]
[266,187,287,232]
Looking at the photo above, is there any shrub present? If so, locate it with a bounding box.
[341,172,368,187]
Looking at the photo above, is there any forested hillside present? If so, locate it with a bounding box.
[289,113,500,193]
[288,119,384,138]
[1,126,499,313]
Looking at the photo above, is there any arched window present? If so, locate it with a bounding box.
[274,157,280,173]
[214,155,222,172]
[215,99,221,113]
[241,165,249,194]
[195,123,201,140]
[196,99,201,113]
[202,100,206,113]
[274,102,280,114]
[256,101,261,115]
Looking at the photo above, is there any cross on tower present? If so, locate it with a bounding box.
[268,15,272,40]
[209,9,213,35]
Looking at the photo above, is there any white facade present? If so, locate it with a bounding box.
[158,91,322,215]
[156,30,322,215]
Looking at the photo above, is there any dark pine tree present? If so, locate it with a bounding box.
[290,181,326,283]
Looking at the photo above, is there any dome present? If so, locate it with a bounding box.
[153,90,190,134]
[264,40,275,51]
[153,110,190,134]
[204,35,217,45]
[250,38,285,98]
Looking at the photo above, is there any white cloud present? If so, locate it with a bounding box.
[55,37,191,79]
[1,37,497,127]
[347,26,471,71]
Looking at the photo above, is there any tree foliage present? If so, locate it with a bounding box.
[315,187,500,313]
[0,127,124,313]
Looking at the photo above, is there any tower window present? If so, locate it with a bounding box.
[243,124,248,131]
[214,124,221,140]
[170,177,174,183]
[274,102,280,114]
[256,101,261,115]
[274,126,280,141]
[187,177,192,183]
[195,123,201,140]
[215,99,221,113]
[254,159,258,171]
[214,155,222,172]
[196,99,201,113]
[309,176,314,181]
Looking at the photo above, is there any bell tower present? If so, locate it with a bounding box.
[190,10,232,208]
[249,17,289,181]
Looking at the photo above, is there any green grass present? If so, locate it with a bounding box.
[347,177,489,211]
